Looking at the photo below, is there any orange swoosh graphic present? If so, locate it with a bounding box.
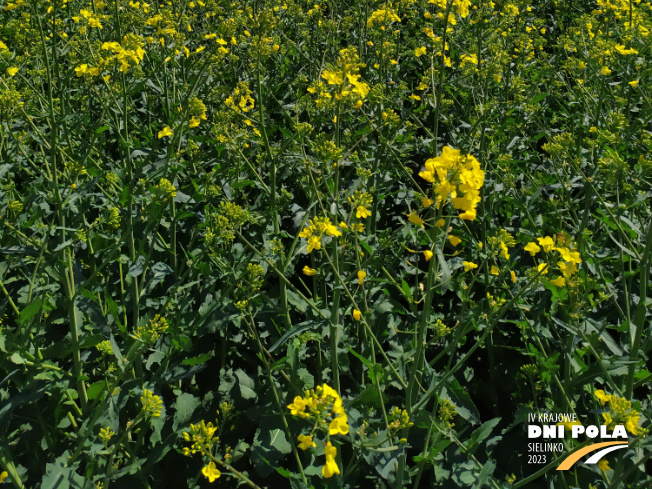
[557,441,628,470]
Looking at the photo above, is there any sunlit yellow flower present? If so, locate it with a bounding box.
[303,266,317,276]
[329,414,349,435]
[0,472,8,483]
[537,236,555,253]
[297,434,316,450]
[490,265,499,276]
[357,270,366,284]
[322,441,340,478]
[463,261,478,272]
[598,459,610,473]
[7,67,18,77]
[202,462,221,482]
[601,66,612,76]
[629,80,639,87]
[448,235,462,247]
[524,242,541,256]
[356,206,371,219]
[422,197,434,207]
[423,250,433,261]
[511,271,517,283]
[537,263,549,275]
[550,276,565,287]
[435,219,445,228]
[288,396,307,416]
[415,46,427,57]
[352,308,362,321]
[158,126,173,138]
[406,211,424,227]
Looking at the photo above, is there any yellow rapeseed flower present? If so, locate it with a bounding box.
[303,266,317,276]
[202,462,221,482]
[448,235,462,246]
[353,309,362,320]
[322,441,340,478]
[415,46,427,57]
[7,67,18,76]
[537,236,555,252]
[524,242,541,256]
[297,434,316,450]
[158,126,173,138]
[406,211,424,227]
[423,250,433,261]
[357,270,366,284]
[463,261,478,272]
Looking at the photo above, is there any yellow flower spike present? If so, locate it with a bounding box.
[448,235,462,247]
[352,309,362,321]
[303,266,317,276]
[201,462,221,482]
[423,250,433,261]
[297,434,316,450]
[462,261,478,272]
[357,270,366,284]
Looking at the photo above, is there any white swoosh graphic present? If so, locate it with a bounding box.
[584,444,629,464]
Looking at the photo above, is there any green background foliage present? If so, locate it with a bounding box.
[0,0,650,487]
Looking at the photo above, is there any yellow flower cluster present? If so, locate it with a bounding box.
[288,384,349,478]
[182,419,218,456]
[132,314,170,343]
[594,390,645,436]
[140,388,164,418]
[155,178,177,200]
[366,8,401,29]
[225,82,255,114]
[418,146,485,221]
[524,235,581,287]
[101,35,146,73]
[318,47,370,109]
[98,427,115,445]
[299,216,342,253]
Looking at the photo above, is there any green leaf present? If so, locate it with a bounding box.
[235,369,257,400]
[87,381,106,400]
[17,299,42,326]
[182,353,213,366]
[269,321,318,353]
[173,393,200,429]
[466,418,501,453]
